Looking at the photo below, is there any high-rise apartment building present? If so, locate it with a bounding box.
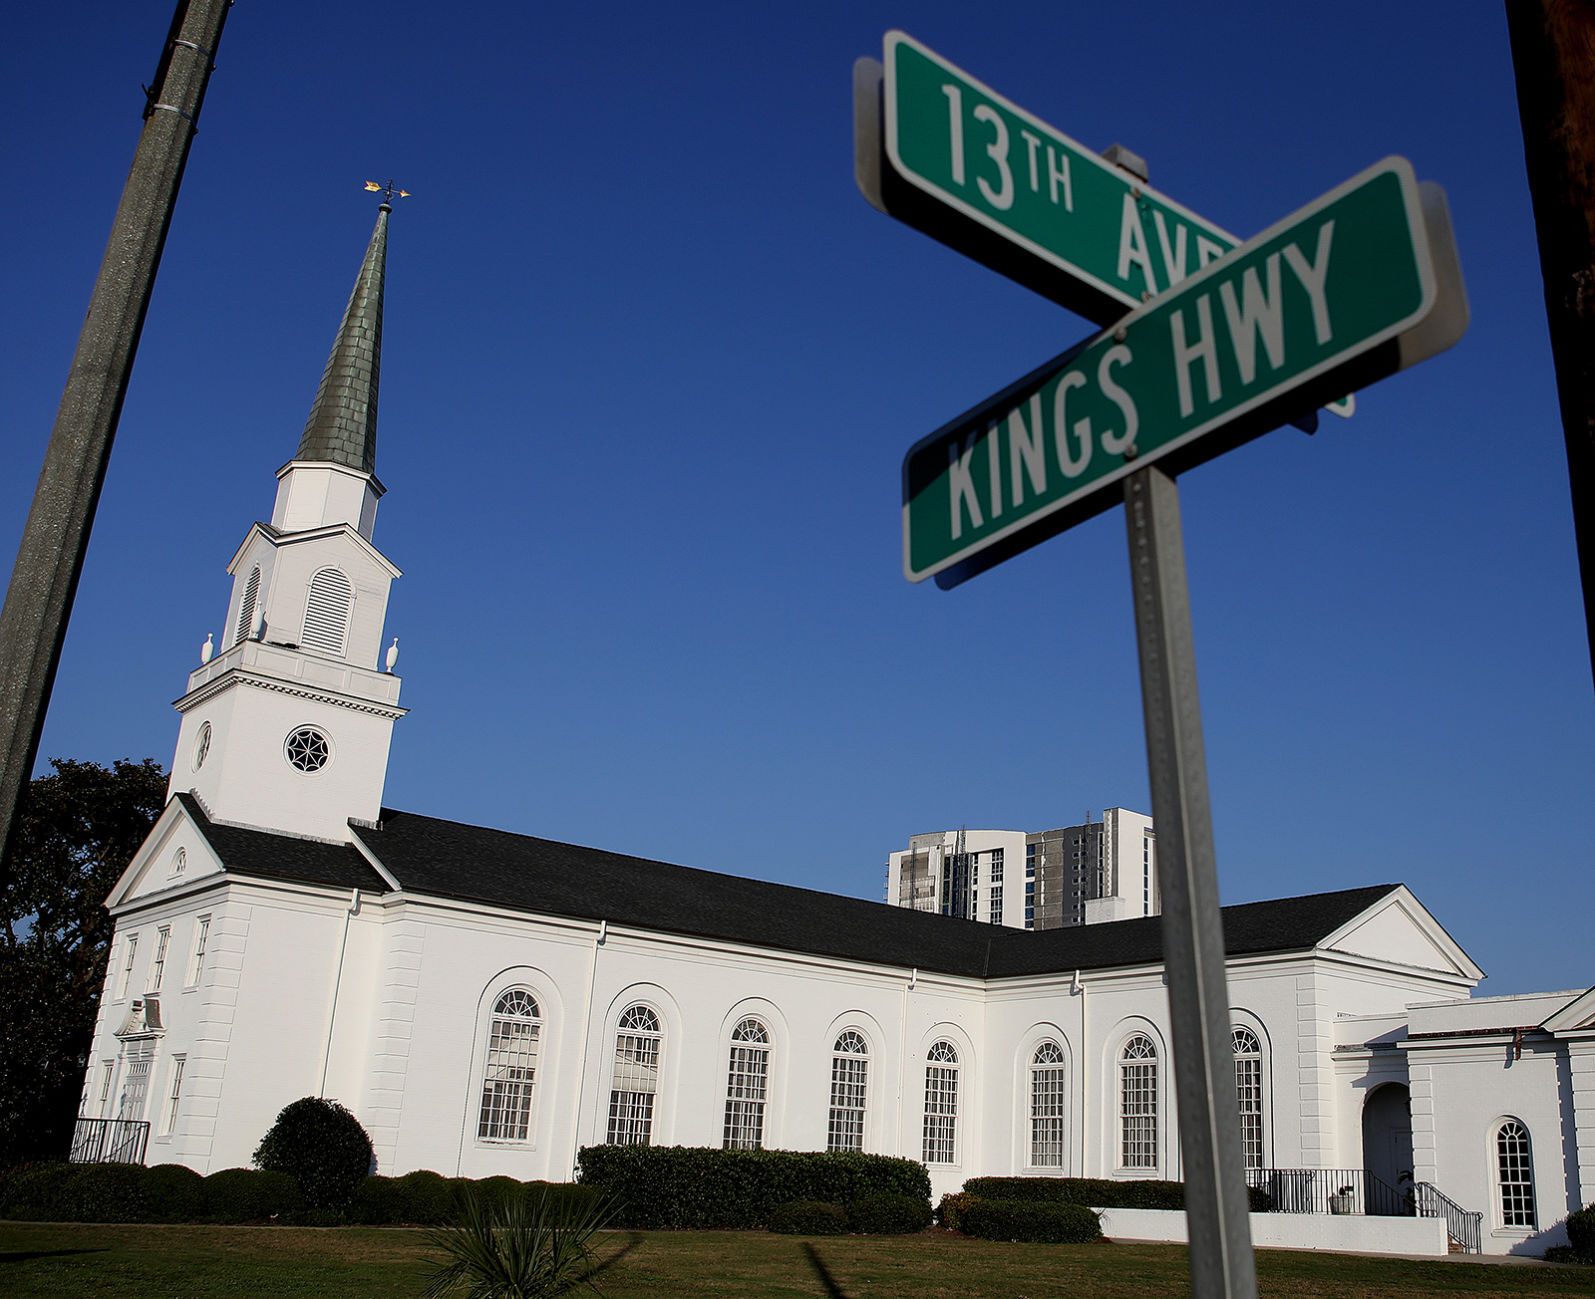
[885,809,1158,931]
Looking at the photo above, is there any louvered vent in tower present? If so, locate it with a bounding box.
[302,567,353,656]
[234,567,261,647]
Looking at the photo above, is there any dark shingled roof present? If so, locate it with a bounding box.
[321,808,1399,981]
[177,798,1400,980]
[297,204,388,474]
[178,793,387,893]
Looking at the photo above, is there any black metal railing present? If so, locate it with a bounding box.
[1414,1181,1483,1254]
[69,1117,149,1165]
[1245,1167,1482,1253]
[1246,1167,1411,1217]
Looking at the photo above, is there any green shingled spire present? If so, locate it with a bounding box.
[297,203,389,474]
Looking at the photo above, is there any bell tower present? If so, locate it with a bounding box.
[168,201,406,842]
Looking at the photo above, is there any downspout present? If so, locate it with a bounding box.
[896,967,916,1159]
[1072,969,1086,1177]
[318,888,361,1097]
[569,918,606,1178]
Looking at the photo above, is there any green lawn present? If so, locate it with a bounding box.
[1,1223,1592,1299]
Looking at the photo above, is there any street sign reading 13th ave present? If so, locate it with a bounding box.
[902,157,1467,583]
[880,29,1239,322]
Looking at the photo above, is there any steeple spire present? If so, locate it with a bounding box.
[297,202,389,474]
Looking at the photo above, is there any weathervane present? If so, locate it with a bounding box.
[364,179,411,203]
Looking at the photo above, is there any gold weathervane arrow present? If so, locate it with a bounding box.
[364,179,411,201]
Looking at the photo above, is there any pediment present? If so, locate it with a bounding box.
[105,798,226,910]
[1321,886,1482,980]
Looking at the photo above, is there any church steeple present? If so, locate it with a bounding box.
[297,203,388,474]
[166,199,407,843]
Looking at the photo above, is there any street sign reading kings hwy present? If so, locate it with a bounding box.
[902,156,1467,584]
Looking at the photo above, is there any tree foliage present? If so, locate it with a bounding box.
[0,758,166,1165]
[252,1096,374,1209]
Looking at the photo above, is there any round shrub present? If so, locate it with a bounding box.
[204,1167,304,1222]
[1567,1203,1595,1262]
[767,1200,848,1235]
[397,1169,456,1225]
[960,1198,1102,1245]
[847,1192,932,1235]
[252,1096,373,1211]
[144,1163,206,1222]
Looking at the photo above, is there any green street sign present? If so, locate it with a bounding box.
[868,31,1239,323]
[902,157,1467,585]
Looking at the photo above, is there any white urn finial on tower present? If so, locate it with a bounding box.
[385,637,399,672]
[200,633,214,665]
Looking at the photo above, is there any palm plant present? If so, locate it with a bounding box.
[422,1188,613,1299]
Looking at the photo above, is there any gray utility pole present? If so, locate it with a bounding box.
[1506,0,1595,691]
[1126,464,1259,1299]
[0,0,232,881]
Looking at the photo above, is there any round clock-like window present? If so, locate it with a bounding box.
[284,726,331,773]
[193,721,212,771]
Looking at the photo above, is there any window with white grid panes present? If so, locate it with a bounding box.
[149,926,170,993]
[606,1005,661,1146]
[162,1056,186,1135]
[723,1018,770,1149]
[1119,1034,1158,1169]
[1496,1119,1536,1228]
[96,1060,114,1117]
[477,990,540,1142]
[989,884,1003,924]
[117,933,138,998]
[187,916,210,987]
[922,1040,959,1164]
[1029,1041,1067,1166]
[1232,1028,1264,1170]
[827,1030,869,1152]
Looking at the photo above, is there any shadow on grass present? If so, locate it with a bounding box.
[588,1232,644,1282]
[0,1248,110,1263]
[801,1241,853,1299]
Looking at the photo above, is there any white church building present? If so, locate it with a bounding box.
[76,205,1594,1257]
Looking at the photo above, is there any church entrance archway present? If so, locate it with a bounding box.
[1361,1083,1413,1215]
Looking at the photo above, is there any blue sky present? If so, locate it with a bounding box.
[4,3,1590,996]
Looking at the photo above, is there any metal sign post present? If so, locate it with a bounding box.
[1126,463,1257,1299]
[857,31,1468,1299]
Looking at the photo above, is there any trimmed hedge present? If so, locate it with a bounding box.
[0,1161,150,1223]
[577,1145,931,1230]
[847,1191,932,1235]
[963,1176,1269,1213]
[937,1191,976,1232]
[0,1163,597,1227]
[1567,1203,1595,1261]
[960,1197,1102,1244]
[768,1200,848,1235]
[203,1168,304,1221]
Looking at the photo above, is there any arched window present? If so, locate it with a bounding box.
[723,1017,769,1150]
[1119,1034,1159,1170]
[234,566,261,646]
[606,1005,661,1146]
[1495,1118,1536,1228]
[1232,1028,1264,1171]
[1029,1040,1067,1167]
[827,1030,869,1152]
[301,567,353,656]
[922,1040,959,1164]
[477,990,540,1142]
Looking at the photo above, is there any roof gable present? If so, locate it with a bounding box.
[1319,885,1482,980]
[105,798,226,909]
